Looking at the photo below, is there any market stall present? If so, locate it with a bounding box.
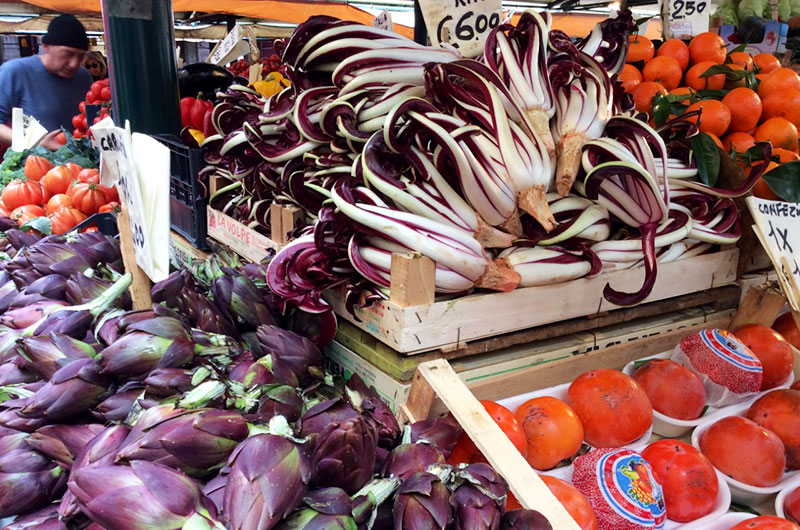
[0,0,798,528]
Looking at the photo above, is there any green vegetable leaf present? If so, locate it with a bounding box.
[692,133,722,187]
[700,405,709,417]
[729,503,760,515]
[762,161,800,202]
[20,216,52,236]
[651,94,671,127]
[632,359,656,370]
[700,64,747,81]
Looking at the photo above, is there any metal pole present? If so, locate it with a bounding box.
[413,0,428,45]
[101,0,181,136]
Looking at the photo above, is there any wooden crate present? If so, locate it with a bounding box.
[326,248,740,355]
[169,230,210,269]
[206,206,281,264]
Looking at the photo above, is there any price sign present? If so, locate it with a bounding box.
[418,0,502,57]
[243,25,260,62]
[207,26,249,66]
[745,197,800,311]
[372,10,394,32]
[91,121,169,282]
[665,0,709,38]
[11,108,47,152]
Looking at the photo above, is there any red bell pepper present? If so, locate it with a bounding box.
[190,98,213,131]
[180,97,195,129]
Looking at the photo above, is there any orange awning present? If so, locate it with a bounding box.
[21,0,415,38]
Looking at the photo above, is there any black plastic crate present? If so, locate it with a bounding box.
[154,134,209,250]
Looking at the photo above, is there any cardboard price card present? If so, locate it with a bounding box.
[418,0,502,57]
[372,10,394,31]
[745,197,800,311]
[11,108,47,152]
[207,25,249,66]
[665,0,709,38]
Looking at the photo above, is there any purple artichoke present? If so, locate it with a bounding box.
[449,463,509,530]
[26,423,106,469]
[93,308,156,346]
[223,434,312,530]
[16,333,96,380]
[0,300,68,329]
[143,367,195,397]
[410,415,463,459]
[383,443,446,480]
[228,357,276,387]
[71,460,224,529]
[0,430,67,517]
[254,385,303,423]
[116,408,249,477]
[346,373,400,449]
[65,272,132,309]
[92,385,157,422]
[212,267,276,328]
[274,488,356,530]
[202,470,228,516]
[18,358,110,420]
[1,504,66,529]
[0,360,36,386]
[256,325,325,388]
[152,270,239,337]
[299,399,378,494]
[23,274,67,300]
[501,510,553,530]
[393,472,452,530]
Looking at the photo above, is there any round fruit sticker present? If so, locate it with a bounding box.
[596,450,667,528]
[699,329,762,374]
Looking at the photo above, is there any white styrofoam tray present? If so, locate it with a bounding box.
[497,381,653,481]
[774,475,800,520]
[623,352,795,438]
[690,512,756,530]
[691,402,800,506]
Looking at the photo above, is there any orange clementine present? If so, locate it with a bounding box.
[756,73,771,84]
[755,117,800,152]
[620,64,643,93]
[729,51,754,70]
[761,89,800,128]
[628,35,654,63]
[668,86,697,104]
[753,164,781,201]
[657,39,690,71]
[774,147,800,162]
[758,67,800,99]
[689,32,727,65]
[722,131,756,153]
[632,81,668,115]
[685,99,731,137]
[754,53,781,74]
[722,87,762,132]
[685,61,726,90]
[643,56,683,91]
[706,132,724,149]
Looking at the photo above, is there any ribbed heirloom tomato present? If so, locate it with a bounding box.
[447,400,526,465]
[514,396,584,470]
[68,182,108,216]
[11,204,45,226]
[566,369,653,448]
[640,440,718,522]
[23,155,53,182]
[49,207,87,235]
[42,166,74,196]
[1,178,43,210]
[45,194,73,215]
[76,168,100,185]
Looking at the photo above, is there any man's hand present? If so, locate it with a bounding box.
[39,130,66,151]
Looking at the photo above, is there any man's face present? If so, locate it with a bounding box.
[43,44,88,78]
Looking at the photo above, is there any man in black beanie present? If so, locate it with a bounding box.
[0,14,93,149]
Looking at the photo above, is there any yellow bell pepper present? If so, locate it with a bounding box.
[187,128,205,145]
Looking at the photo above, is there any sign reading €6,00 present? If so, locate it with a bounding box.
[419,0,502,58]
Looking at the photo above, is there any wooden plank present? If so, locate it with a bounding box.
[422,313,731,418]
[206,206,281,263]
[729,284,787,329]
[169,230,210,270]
[326,248,740,354]
[269,203,304,245]
[400,368,436,423]
[390,253,435,307]
[117,207,152,310]
[414,360,581,529]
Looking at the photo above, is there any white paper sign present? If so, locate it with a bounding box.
[746,197,800,311]
[207,26,249,66]
[90,119,169,283]
[665,0,709,38]
[11,108,47,152]
[418,0,501,57]
[372,10,394,32]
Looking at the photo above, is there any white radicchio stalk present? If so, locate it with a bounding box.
[499,246,600,287]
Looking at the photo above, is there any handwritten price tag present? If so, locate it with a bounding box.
[207,26,249,66]
[746,197,800,311]
[666,0,709,38]
[372,10,394,31]
[419,0,501,57]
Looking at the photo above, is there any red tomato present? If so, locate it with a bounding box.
[76,168,99,184]
[1,179,43,210]
[42,166,74,196]
[11,204,45,226]
[86,90,96,104]
[49,207,87,234]
[54,132,67,146]
[98,184,119,203]
[79,101,86,114]
[729,516,800,530]
[72,115,83,129]
[98,201,120,214]
[91,81,104,100]
[640,440,719,522]
[447,401,527,465]
[0,201,10,217]
[100,86,111,101]
[23,155,54,182]
[68,182,107,215]
[74,130,83,139]
[65,162,83,176]
[45,194,73,215]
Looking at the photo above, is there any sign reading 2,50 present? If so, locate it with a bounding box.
[671,0,708,19]
[437,10,501,48]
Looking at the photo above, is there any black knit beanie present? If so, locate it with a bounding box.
[42,14,89,51]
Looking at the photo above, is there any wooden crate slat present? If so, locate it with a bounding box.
[206,206,281,263]
[327,248,739,354]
